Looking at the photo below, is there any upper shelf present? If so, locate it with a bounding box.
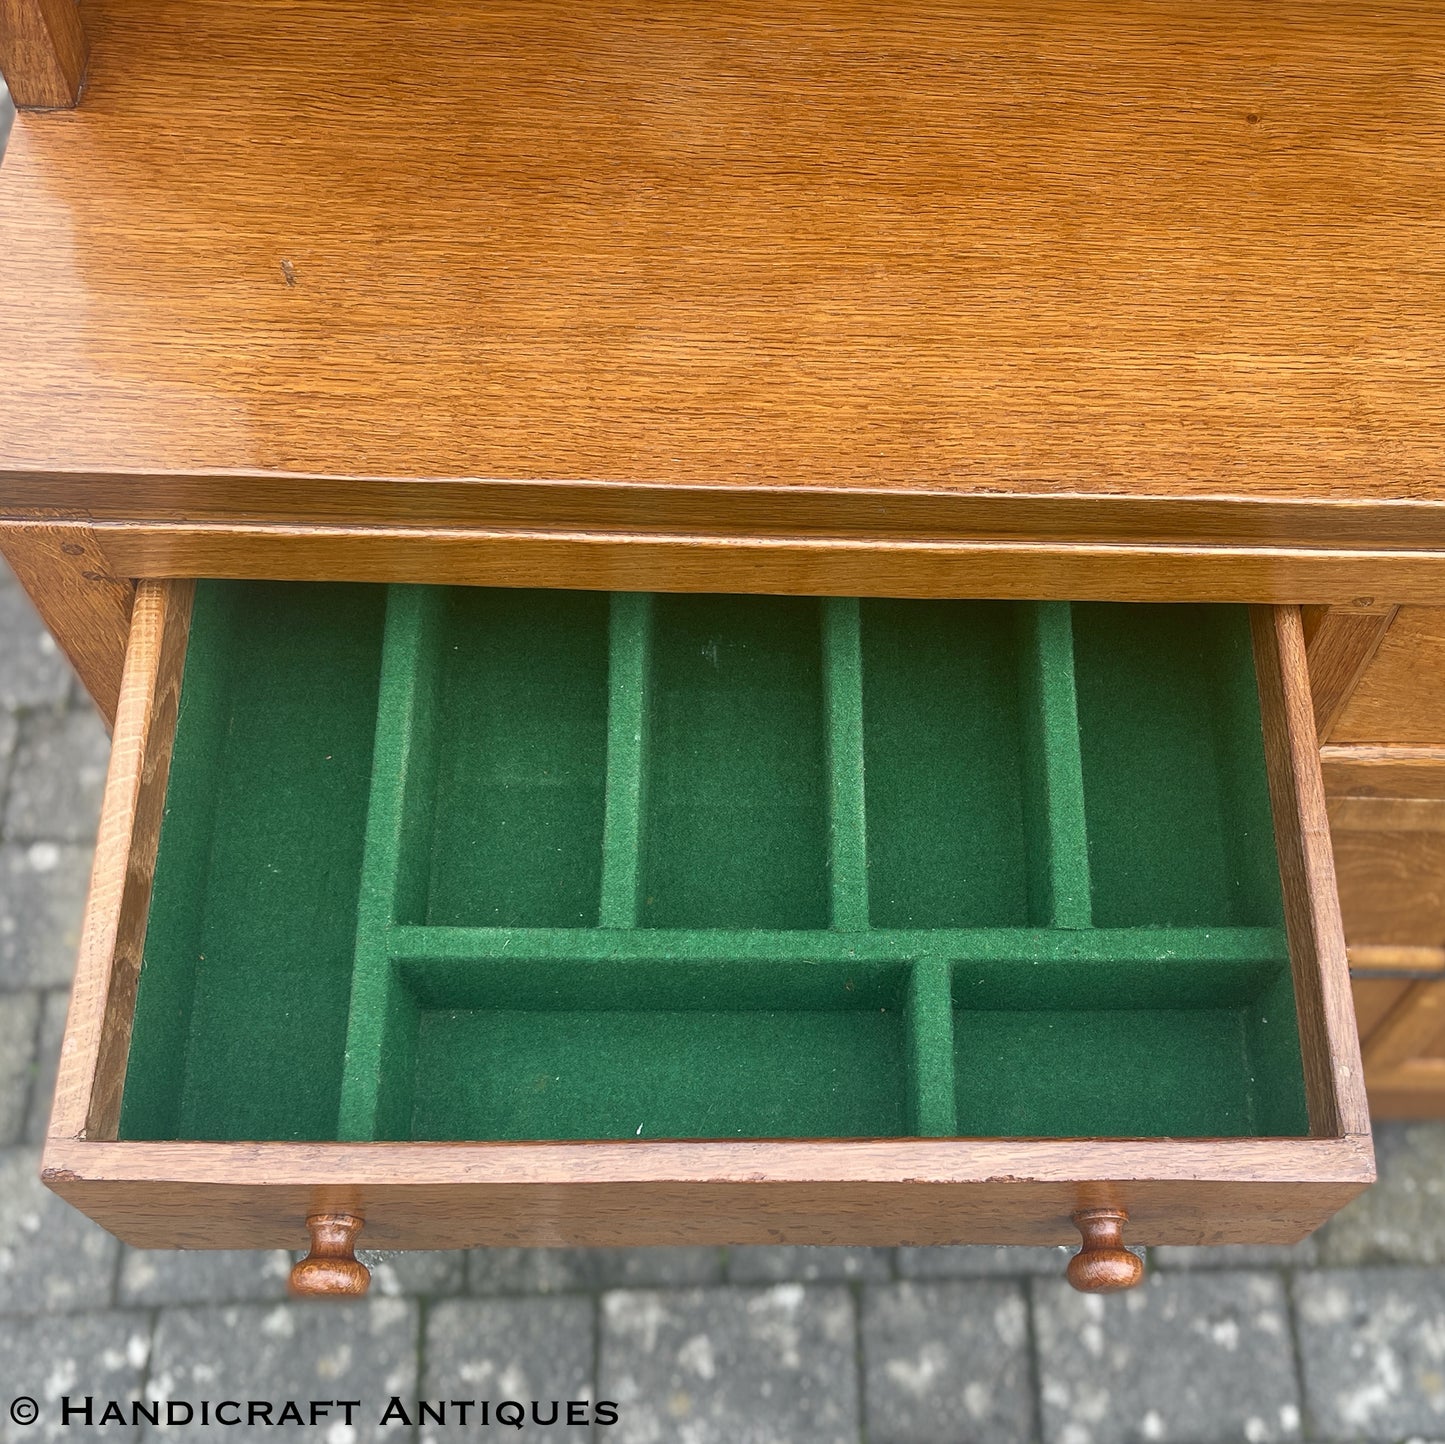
[2,0,1444,554]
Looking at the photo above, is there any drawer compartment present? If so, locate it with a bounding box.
[44,582,1371,1265]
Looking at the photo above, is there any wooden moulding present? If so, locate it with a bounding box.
[42,586,1374,1253]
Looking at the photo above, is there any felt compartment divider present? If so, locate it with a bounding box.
[822,597,870,930]
[337,584,440,1141]
[1017,601,1093,928]
[598,593,654,929]
[905,957,958,1136]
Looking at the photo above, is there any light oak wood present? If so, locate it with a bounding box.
[22,521,1445,721]
[39,586,1373,1256]
[1361,981,1445,1075]
[0,523,134,727]
[3,1,1445,600]
[46,580,191,1143]
[1329,746,1445,1118]
[1322,746,1445,801]
[0,0,84,108]
[1351,945,1445,977]
[1332,829,1445,949]
[1251,605,1370,1140]
[1329,796,1445,833]
[1303,603,1399,745]
[1332,609,1445,746]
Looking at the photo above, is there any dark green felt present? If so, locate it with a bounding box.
[953,1007,1265,1137]
[640,594,830,930]
[860,600,1032,927]
[120,581,385,1141]
[119,584,1310,1145]
[1072,603,1284,928]
[411,1002,906,1141]
[406,587,611,927]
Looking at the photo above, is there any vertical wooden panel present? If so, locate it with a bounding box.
[0,0,85,108]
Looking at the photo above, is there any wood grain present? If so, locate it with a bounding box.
[1329,796,1445,833]
[1351,945,1445,976]
[87,521,1445,603]
[47,580,191,1142]
[2,0,1445,593]
[1251,605,1371,1140]
[38,589,1376,1252]
[1322,746,1445,801]
[41,1137,1374,1251]
[0,522,134,727]
[0,0,84,108]
[1332,608,1445,745]
[1361,980,1445,1075]
[1332,828,1445,948]
[1303,602,1399,745]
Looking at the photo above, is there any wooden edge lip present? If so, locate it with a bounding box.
[40,1135,1377,1190]
[4,473,1445,552]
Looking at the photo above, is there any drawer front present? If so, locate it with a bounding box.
[43,583,1371,1276]
[1328,756,1445,1117]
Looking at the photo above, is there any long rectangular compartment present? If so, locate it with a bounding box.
[43,581,1372,1254]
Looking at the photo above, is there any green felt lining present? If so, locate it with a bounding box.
[120,583,1308,1146]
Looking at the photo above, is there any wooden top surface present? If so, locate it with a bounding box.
[2,0,1444,548]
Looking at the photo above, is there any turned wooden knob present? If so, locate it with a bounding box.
[1066,1208,1144,1293]
[289,1214,370,1298]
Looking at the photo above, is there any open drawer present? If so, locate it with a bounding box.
[43,580,1372,1294]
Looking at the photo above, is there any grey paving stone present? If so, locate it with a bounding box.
[1294,1268,1445,1441]
[1034,1270,1301,1444]
[861,1280,1033,1444]
[898,1244,1073,1278]
[0,1147,118,1314]
[144,1297,418,1442]
[0,1307,151,1443]
[0,711,17,801]
[23,988,67,1143]
[1153,1237,1321,1270]
[0,583,74,713]
[0,988,40,1145]
[360,1249,467,1297]
[728,1247,892,1284]
[422,1296,594,1436]
[1318,1122,1445,1266]
[600,1284,858,1444]
[118,1248,294,1307]
[469,1246,723,1294]
[3,709,109,844]
[0,843,94,988]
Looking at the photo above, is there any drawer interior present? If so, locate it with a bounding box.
[118,583,1309,1144]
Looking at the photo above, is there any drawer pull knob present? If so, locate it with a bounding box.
[289,1213,370,1298]
[1067,1208,1144,1293]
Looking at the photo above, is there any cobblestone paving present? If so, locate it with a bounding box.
[0,562,1443,1444]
